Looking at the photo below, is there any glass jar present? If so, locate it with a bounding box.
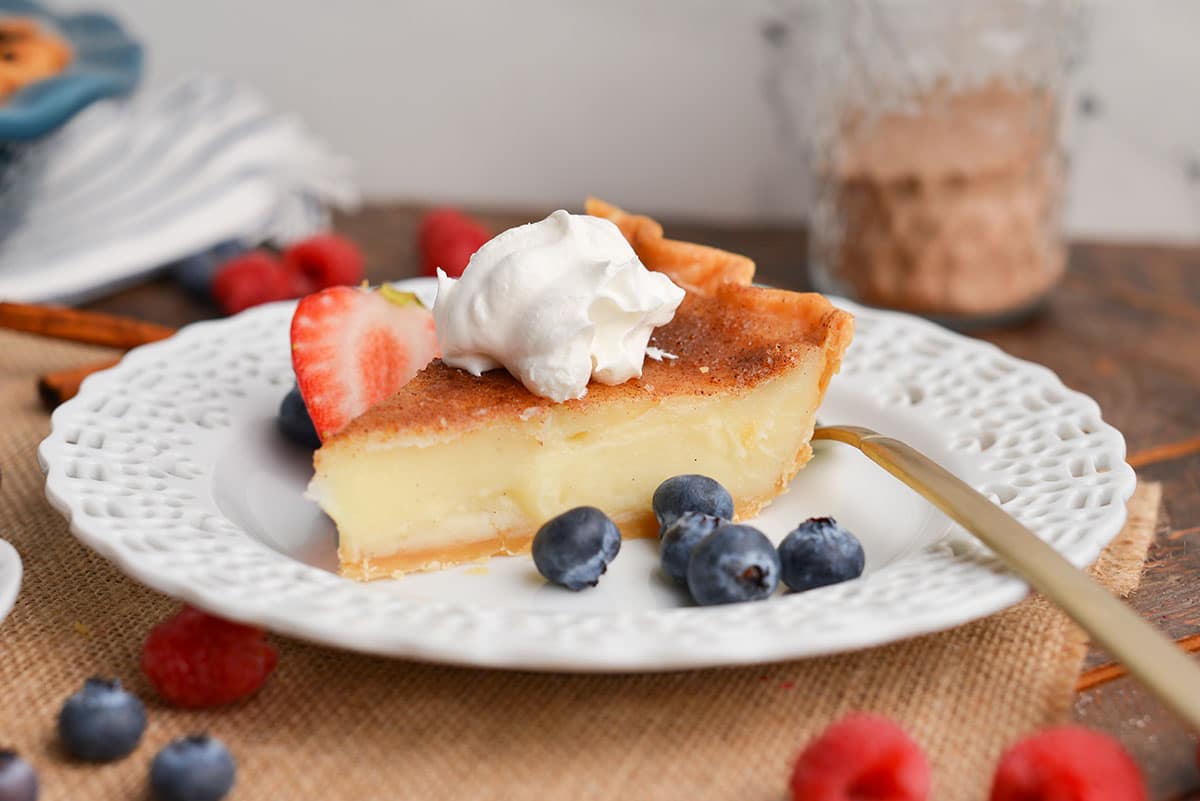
[805,1,1077,327]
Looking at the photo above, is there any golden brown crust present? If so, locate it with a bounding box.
[340,531,539,581]
[333,287,853,443]
[326,199,853,445]
[585,197,756,292]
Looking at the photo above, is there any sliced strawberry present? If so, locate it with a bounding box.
[290,286,439,440]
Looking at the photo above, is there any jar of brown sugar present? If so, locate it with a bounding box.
[805,1,1077,327]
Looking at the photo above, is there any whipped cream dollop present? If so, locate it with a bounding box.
[434,210,685,402]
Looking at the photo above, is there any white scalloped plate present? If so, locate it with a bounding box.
[0,539,21,625]
[38,279,1136,671]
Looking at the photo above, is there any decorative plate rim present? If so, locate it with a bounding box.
[38,285,1137,672]
[0,538,21,624]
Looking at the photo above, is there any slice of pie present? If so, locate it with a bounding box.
[309,200,854,580]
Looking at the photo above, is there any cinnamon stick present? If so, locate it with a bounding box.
[0,301,176,349]
[38,357,122,410]
[1076,632,1200,692]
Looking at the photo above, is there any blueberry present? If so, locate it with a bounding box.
[686,524,780,605]
[659,512,722,587]
[57,677,146,763]
[172,240,247,298]
[652,474,733,533]
[277,385,320,449]
[150,734,236,801]
[0,750,37,801]
[778,516,865,592]
[531,506,621,591]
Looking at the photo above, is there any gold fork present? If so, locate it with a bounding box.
[814,424,1200,731]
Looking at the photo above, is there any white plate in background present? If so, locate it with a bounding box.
[0,539,22,625]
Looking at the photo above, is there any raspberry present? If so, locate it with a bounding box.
[418,207,490,277]
[990,727,1145,801]
[141,605,278,708]
[211,251,293,315]
[287,265,316,298]
[429,236,485,279]
[282,233,364,291]
[791,713,930,801]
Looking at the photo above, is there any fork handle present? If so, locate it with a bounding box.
[815,425,1200,732]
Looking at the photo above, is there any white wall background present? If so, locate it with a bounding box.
[59,0,1200,241]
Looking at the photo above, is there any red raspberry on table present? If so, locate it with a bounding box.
[418,207,491,278]
[282,233,364,291]
[211,251,293,315]
[141,605,278,708]
[791,713,930,801]
[990,727,1145,801]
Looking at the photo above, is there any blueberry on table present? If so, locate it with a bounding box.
[150,734,236,801]
[57,677,146,762]
[652,474,734,533]
[532,506,621,591]
[277,385,321,449]
[0,750,38,801]
[778,517,865,593]
[172,240,247,299]
[687,524,780,606]
[659,511,722,587]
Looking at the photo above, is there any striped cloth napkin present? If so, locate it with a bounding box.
[0,74,359,304]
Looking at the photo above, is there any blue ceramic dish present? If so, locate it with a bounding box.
[0,0,141,141]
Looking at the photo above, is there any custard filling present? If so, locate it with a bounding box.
[309,364,823,579]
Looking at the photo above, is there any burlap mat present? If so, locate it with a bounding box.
[0,331,1161,801]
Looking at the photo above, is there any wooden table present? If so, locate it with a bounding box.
[86,203,1200,798]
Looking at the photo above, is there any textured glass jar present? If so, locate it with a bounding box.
[805,1,1075,327]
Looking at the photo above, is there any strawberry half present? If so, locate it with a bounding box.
[290,286,439,441]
